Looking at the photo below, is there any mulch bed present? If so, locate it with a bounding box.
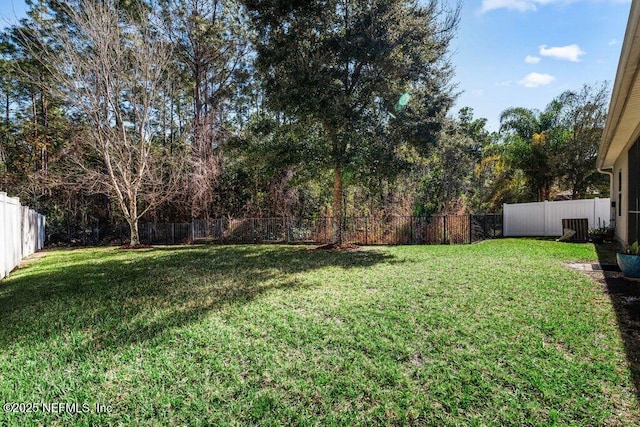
[315,242,360,251]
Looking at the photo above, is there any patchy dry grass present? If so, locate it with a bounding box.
[0,240,637,425]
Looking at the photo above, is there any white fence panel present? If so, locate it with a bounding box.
[503,202,546,236]
[504,198,610,237]
[0,192,46,280]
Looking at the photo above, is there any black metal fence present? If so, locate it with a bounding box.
[471,213,503,240]
[118,214,502,246]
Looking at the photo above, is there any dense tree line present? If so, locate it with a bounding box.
[0,0,608,245]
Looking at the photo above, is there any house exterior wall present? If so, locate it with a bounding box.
[597,2,640,246]
[610,135,640,245]
[613,148,628,244]
[628,138,640,244]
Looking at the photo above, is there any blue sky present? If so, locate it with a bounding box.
[453,0,632,130]
[0,0,25,28]
[0,0,633,131]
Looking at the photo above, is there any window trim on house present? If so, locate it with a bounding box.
[619,169,623,217]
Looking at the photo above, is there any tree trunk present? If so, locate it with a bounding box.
[544,183,550,201]
[129,218,140,246]
[333,165,343,244]
[127,194,140,246]
[326,122,343,244]
[4,90,9,126]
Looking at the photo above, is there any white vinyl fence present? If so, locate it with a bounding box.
[503,198,610,237]
[0,192,46,280]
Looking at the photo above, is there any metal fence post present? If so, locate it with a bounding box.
[365,216,368,245]
[410,216,414,244]
[443,215,447,244]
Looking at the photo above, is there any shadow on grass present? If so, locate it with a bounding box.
[0,245,396,356]
[594,241,640,403]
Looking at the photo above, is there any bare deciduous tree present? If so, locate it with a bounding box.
[33,0,186,245]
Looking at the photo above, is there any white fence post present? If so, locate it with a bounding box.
[503,203,508,237]
[0,193,46,280]
[543,200,548,236]
[0,192,5,279]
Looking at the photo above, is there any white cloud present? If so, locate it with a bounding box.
[471,89,485,96]
[480,0,629,14]
[495,80,512,87]
[608,39,619,46]
[525,55,541,64]
[518,72,555,87]
[539,44,585,62]
[481,0,538,13]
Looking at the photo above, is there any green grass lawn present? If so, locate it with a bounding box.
[0,239,637,425]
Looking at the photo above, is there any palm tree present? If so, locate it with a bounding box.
[499,102,563,201]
